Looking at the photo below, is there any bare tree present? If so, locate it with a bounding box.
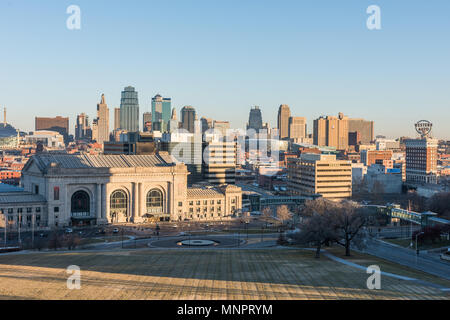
[66,234,81,250]
[290,212,336,259]
[288,201,337,258]
[333,202,371,256]
[276,205,292,225]
[261,207,276,225]
[48,229,62,251]
[427,192,450,218]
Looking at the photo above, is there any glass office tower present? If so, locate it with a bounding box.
[120,86,139,132]
[151,94,171,132]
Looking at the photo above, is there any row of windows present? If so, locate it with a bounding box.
[189,206,223,213]
[7,215,41,221]
[187,199,225,206]
[1,207,41,214]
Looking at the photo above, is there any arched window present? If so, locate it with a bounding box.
[146,189,163,213]
[110,190,128,211]
[71,191,90,213]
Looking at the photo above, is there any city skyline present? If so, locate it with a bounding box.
[1,1,449,139]
[1,0,450,305]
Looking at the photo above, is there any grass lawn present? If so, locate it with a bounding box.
[0,248,448,300]
[383,238,450,251]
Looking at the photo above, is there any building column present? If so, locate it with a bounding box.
[131,182,136,222]
[138,183,143,220]
[101,184,106,219]
[96,184,102,223]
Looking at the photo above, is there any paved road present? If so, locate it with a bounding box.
[362,237,450,281]
[367,226,421,239]
[84,233,280,251]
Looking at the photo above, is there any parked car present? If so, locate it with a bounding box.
[65,228,73,234]
[39,233,48,238]
[178,232,190,236]
[112,228,119,234]
[440,249,450,262]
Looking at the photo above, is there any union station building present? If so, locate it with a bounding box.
[0,153,242,229]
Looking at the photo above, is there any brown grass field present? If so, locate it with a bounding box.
[0,248,449,300]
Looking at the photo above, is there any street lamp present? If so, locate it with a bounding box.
[416,232,424,255]
[246,221,249,240]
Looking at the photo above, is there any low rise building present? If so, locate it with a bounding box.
[25,131,65,149]
[287,153,352,199]
[364,164,403,194]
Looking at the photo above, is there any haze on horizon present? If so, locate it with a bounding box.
[0,0,449,139]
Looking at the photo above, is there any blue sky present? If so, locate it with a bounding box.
[0,0,449,139]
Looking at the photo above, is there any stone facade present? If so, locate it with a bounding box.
[0,153,242,229]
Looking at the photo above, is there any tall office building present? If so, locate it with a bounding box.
[143,112,152,132]
[203,141,237,185]
[247,106,263,132]
[348,118,374,144]
[287,153,352,199]
[114,108,121,130]
[160,132,203,184]
[313,113,349,150]
[348,119,374,144]
[405,138,438,184]
[181,106,196,133]
[75,113,92,141]
[151,94,171,132]
[288,117,307,142]
[201,117,213,133]
[277,104,291,139]
[213,120,231,137]
[167,108,178,133]
[35,116,70,144]
[92,94,110,144]
[120,86,139,132]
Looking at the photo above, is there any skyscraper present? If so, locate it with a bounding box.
[92,94,110,144]
[288,117,307,142]
[114,108,121,131]
[151,94,171,132]
[247,106,263,132]
[313,112,348,150]
[405,138,438,184]
[201,117,213,133]
[277,104,291,139]
[75,113,92,141]
[120,86,139,132]
[168,108,179,133]
[181,106,196,133]
[213,120,231,137]
[348,119,374,144]
[143,112,152,132]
